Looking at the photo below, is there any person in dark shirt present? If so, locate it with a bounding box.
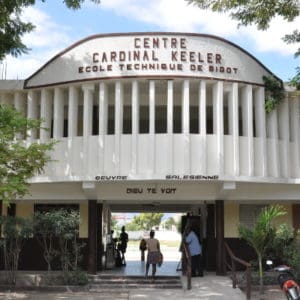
[118,226,129,266]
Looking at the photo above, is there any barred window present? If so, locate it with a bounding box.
[239,204,266,229]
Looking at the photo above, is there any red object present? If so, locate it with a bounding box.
[283,279,299,291]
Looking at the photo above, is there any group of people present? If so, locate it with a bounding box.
[112,223,203,280]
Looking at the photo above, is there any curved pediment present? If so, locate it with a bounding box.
[24,32,279,89]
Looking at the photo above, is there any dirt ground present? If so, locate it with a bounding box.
[241,285,285,300]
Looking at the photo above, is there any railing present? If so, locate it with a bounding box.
[225,242,252,300]
[181,242,192,290]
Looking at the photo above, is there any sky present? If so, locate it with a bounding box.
[1,0,299,82]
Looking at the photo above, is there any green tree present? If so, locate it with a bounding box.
[0,104,55,206]
[186,0,300,89]
[33,211,59,272]
[51,209,83,272]
[0,0,101,61]
[126,213,164,231]
[164,216,177,230]
[0,215,33,285]
[238,205,286,296]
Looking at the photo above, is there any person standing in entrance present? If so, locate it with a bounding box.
[139,238,147,261]
[145,230,160,281]
[119,226,129,266]
[184,225,203,277]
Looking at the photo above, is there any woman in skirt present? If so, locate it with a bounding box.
[145,230,160,280]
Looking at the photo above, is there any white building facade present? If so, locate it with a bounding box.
[0,32,299,273]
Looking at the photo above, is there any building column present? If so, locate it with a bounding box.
[40,89,52,142]
[68,86,79,137]
[88,200,97,274]
[115,81,123,174]
[199,80,207,174]
[205,204,216,271]
[131,80,139,175]
[182,80,190,173]
[149,80,155,174]
[213,81,224,176]
[27,91,39,141]
[99,82,108,174]
[228,82,239,176]
[53,88,64,139]
[167,80,174,173]
[14,92,26,140]
[254,87,267,177]
[96,203,103,271]
[278,98,290,177]
[82,84,94,175]
[292,204,300,232]
[242,85,254,176]
[215,200,225,275]
[290,99,300,177]
[267,107,280,177]
[14,92,26,113]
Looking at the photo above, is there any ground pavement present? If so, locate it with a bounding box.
[0,242,285,299]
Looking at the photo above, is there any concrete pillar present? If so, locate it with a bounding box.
[213,81,224,175]
[82,84,94,175]
[149,80,155,174]
[182,80,190,173]
[88,200,97,274]
[68,86,79,137]
[228,82,239,176]
[131,80,139,175]
[199,80,207,174]
[53,88,64,139]
[254,87,267,177]
[267,108,280,177]
[27,90,39,141]
[99,82,108,174]
[40,89,52,142]
[115,81,123,174]
[242,85,254,176]
[167,80,174,173]
[216,200,225,275]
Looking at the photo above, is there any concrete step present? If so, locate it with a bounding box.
[88,275,182,290]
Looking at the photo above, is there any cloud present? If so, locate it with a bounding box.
[100,0,299,56]
[4,7,72,79]
[22,7,72,48]
[3,0,299,79]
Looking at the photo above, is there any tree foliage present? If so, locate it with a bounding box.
[263,75,285,112]
[186,0,300,89]
[0,0,101,61]
[33,211,59,271]
[126,213,164,231]
[0,215,33,285]
[34,208,86,282]
[238,205,286,295]
[186,0,299,30]
[0,104,55,205]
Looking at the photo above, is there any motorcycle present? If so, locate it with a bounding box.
[268,261,300,300]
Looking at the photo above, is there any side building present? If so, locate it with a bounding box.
[0,32,299,274]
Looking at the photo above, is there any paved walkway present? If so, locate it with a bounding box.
[0,274,246,300]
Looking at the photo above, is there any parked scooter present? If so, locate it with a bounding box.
[267,260,300,300]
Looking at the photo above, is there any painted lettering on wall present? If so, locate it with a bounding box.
[126,187,177,194]
[166,175,219,180]
[78,37,238,76]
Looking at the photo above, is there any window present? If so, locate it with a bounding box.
[239,204,266,229]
